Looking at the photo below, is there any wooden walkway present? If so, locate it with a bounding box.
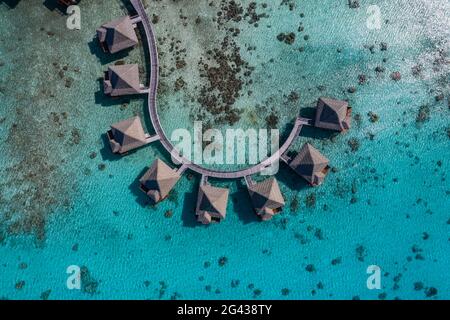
[131,0,308,179]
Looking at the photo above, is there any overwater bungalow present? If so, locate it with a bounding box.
[103,64,148,97]
[247,177,285,221]
[139,159,181,204]
[107,116,156,155]
[196,179,229,225]
[57,0,81,7]
[97,16,139,54]
[315,97,352,132]
[287,143,330,186]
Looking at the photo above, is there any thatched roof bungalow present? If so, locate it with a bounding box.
[57,0,81,7]
[139,159,181,204]
[196,182,229,225]
[248,177,285,221]
[104,64,145,97]
[288,143,330,186]
[97,16,138,54]
[107,116,150,154]
[315,97,352,132]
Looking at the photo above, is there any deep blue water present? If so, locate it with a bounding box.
[0,0,449,300]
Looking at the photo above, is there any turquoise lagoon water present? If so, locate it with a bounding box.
[0,0,449,299]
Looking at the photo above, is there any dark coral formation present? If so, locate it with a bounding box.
[80,266,100,295]
[1,110,74,242]
[154,0,278,127]
[197,36,251,125]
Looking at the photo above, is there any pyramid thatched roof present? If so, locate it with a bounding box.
[104,64,141,96]
[248,177,285,215]
[97,16,138,54]
[196,184,229,221]
[109,116,147,154]
[139,159,181,203]
[315,97,351,131]
[289,143,329,185]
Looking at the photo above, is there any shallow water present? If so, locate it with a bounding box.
[0,0,449,300]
